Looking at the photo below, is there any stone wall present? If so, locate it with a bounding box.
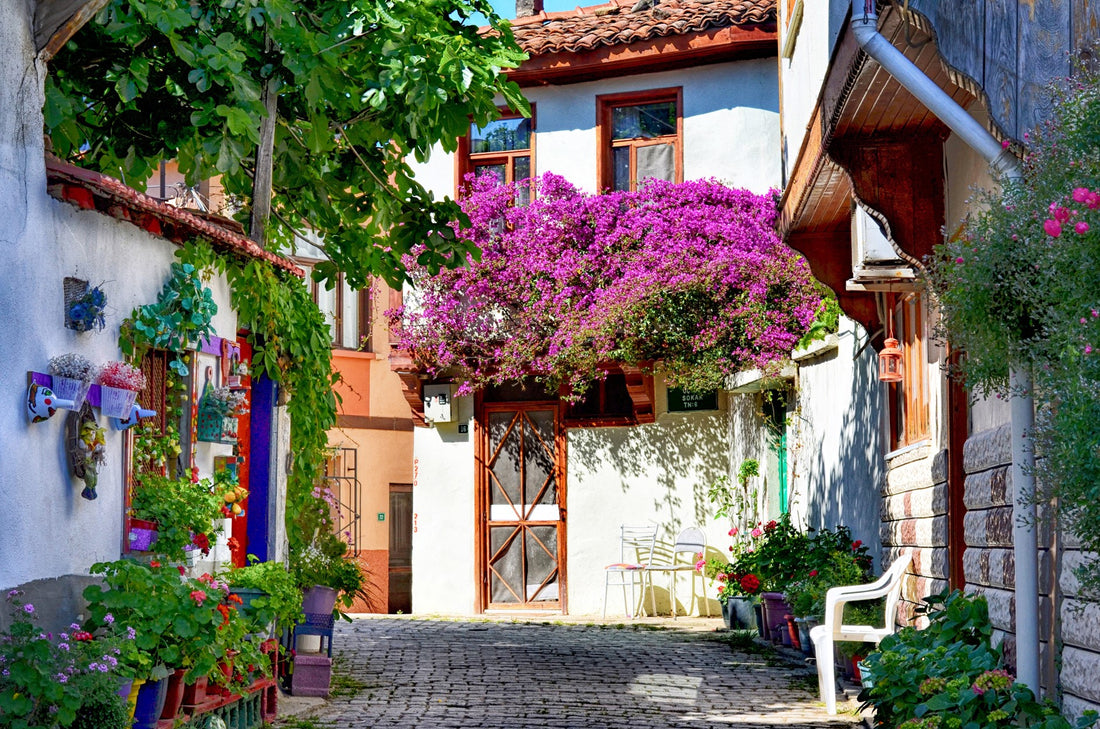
[880,444,944,625]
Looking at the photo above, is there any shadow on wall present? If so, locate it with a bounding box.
[568,412,728,539]
[800,335,884,569]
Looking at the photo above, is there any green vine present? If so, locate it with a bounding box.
[120,262,218,376]
[177,242,339,557]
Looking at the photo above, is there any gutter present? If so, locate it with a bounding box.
[848,0,1040,694]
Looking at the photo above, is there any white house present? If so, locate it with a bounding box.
[397,0,883,617]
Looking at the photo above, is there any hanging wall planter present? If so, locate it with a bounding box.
[96,361,145,418]
[63,278,107,333]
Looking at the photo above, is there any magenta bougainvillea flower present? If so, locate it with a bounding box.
[391,173,821,397]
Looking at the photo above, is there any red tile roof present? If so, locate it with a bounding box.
[45,157,303,276]
[511,0,775,56]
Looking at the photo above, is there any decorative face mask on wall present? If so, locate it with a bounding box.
[26,382,75,423]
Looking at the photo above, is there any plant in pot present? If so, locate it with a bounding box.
[47,352,97,410]
[702,527,761,630]
[0,590,130,728]
[129,474,223,561]
[223,557,305,634]
[96,360,146,419]
[291,533,366,617]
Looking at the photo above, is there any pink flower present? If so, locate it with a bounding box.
[1054,206,1072,223]
[1092,309,1098,318]
[1043,219,1062,238]
[728,528,738,537]
[1089,192,1100,209]
[694,559,706,572]
[1087,345,1093,354]
[1001,139,1011,150]
[1073,187,1090,203]
[750,528,763,538]
[190,590,207,606]
[1077,221,1090,235]
[955,257,964,264]
[716,573,728,582]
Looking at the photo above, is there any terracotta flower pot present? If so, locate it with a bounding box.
[181,675,208,709]
[160,668,186,720]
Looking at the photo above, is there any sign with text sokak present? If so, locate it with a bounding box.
[667,387,719,412]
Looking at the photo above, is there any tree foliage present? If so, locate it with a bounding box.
[391,174,820,397]
[44,0,529,288]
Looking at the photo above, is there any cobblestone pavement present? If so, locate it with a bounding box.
[296,616,863,729]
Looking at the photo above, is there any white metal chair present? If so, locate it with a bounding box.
[811,549,912,714]
[644,527,709,619]
[602,525,658,619]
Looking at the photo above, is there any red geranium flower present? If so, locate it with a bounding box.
[72,630,94,642]
[150,560,161,569]
[227,537,240,552]
[809,570,818,577]
[852,540,863,550]
[764,520,778,532]
[739,574,761,594]
[228,593,243,605]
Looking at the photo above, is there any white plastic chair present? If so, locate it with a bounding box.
[810,549,912,714]
[602,525,658,619]
[645,527,709,619]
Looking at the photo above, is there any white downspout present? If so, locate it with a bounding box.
[849,0,1040,693]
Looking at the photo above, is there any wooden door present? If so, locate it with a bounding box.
[476,402,566,612]
[388,483,413,614]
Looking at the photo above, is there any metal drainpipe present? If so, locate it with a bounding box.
[848,0,1041,693]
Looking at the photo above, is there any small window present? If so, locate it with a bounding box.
[313,274,372,351]
[597,89,682,193]
[458,109,535,205]
[564,372,652,427]
[888,292,929,449]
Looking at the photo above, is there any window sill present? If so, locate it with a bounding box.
[331,349,377,360]
[885,439,931,463]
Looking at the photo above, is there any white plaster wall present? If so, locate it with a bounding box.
[409,58,781,196]
[788,317,884,567]
[0,7,239,589]
[566,400,731,617]
[409,395,477,614]
[778,1,849,184]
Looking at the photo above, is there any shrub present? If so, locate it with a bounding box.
[862,591,1096,728]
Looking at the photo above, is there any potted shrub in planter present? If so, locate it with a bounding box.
[129,474,223,561]
[291,535,366,617]
[224,558,305,635]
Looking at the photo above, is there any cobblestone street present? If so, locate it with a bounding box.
[296,617,862,729]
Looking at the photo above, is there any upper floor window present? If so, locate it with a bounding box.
[888,291,929,449]
[458,109,534,205]
[597,88,682,192]
[314,275,371,351]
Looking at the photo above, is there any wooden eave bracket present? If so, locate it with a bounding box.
[620,364,655,425]
[35,0,108,62]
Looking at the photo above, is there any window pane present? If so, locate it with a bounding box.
[316,283,338,344]
[513,156,531,206]
[342,280,360,349]
[636,143,675,185]
[470,117,531,154]
[611,101,676,140]
[474,163,506,184]
[612,146,631,191]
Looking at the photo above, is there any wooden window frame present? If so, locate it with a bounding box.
[562,370,655,428]
[888,292,929,450]
[301,264,372,351]
[596,87,683,193]
[455,105,536,201]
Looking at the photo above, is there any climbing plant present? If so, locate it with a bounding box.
[392,174,821,398]
[927,60,1100,592]
[178,242,338,556]
[120,262,218,376]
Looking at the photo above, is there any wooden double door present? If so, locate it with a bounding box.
[476,401,567,612]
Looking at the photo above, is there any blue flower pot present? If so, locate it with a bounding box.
[131,676,167,729]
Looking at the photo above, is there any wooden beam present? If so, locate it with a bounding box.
[35,0,108,61]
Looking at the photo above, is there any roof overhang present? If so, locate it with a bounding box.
[46,157,303,276]
[509,22,777,87]
[778,5,974,337]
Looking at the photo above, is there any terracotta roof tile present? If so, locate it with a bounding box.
[511,0,775,56]
[45,157,303,276]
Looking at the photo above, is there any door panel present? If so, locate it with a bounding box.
[477,402,566,611]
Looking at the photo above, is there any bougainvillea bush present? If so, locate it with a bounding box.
[927,63,1100,592]
[392,174,820,397]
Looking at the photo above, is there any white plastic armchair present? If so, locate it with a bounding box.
[810,549,912,715]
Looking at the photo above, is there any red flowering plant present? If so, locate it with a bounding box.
[783,526,874,619]
[391,173,820,398]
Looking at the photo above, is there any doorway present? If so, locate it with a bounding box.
[388,483,413,613]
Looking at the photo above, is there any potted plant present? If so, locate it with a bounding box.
[97,360,146,418]
[47,352,97,409]
[0,590,130,728]
[223,558,305,634]
[66,283,107,333]
[291,535,365,617]
[129,475,223,561]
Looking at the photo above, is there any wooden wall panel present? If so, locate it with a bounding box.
[986,0,1019,137]
[1073,0,1100,51]
[925,0,986,89]
[1018,0,1072,135]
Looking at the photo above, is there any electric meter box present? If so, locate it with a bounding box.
[423,384,457,424]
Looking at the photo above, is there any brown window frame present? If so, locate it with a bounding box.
[596,87,683,193]
[299,263,372,352]
[563,370,655,428]
[888,291,929,450]
[456,105,536,202]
